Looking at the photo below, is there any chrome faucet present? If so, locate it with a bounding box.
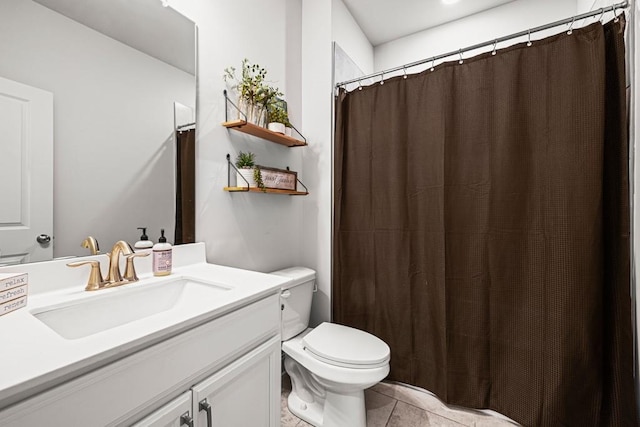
[81,236,100,255]
[68,240,149,291]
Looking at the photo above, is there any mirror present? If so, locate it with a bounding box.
[0,0,196,262]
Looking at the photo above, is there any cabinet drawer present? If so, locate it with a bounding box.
[0,293,280,427]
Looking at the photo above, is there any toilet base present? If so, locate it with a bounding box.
[288,389,324,426]
[287,388,366,427]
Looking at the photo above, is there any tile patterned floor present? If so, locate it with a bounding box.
[281,376,521,427]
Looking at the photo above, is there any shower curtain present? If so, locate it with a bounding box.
[175,128,195,244]
[333,17,636,427]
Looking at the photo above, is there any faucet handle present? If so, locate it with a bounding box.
[67,260,104,291]
[123,252,150,282]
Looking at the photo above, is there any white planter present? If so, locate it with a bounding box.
[285,127,292,137]
[236,168,256,188]
[267,122,286,134]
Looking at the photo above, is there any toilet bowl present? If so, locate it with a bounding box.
[271,267,390,427]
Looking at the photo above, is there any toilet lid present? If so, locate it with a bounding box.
[302,322,390,368]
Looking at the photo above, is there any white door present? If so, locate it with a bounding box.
[0,76,53,265]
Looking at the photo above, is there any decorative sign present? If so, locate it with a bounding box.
[258,166,297,191]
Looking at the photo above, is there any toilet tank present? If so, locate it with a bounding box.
[270,267,316,340]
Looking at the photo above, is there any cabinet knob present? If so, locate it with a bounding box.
[180,412,194,427]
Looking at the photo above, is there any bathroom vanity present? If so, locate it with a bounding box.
[0,243,287,426]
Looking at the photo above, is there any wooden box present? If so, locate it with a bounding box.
[0,284,27,304]
[0,272,27,291]
[0,295,27,317]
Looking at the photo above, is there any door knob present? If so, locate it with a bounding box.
[36,234,51,244]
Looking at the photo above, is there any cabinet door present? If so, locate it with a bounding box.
[192,337,281,427]
[131,391,193,427]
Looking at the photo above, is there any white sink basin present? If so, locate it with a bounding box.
[31,277,231,339]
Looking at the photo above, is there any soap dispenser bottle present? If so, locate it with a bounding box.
[134,227,153,249]
[152,229,172,276]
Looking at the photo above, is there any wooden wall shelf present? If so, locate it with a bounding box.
[222,120,307,148]
[223,187,308,196]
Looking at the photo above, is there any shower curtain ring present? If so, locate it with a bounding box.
[567,16,575,35]
[597,7,605,22]
[614,6,620,22]
[403,67,408,79]
[380,72,385,85]
[430,58,435,72]
[358,80,362,91]
[458,49,464,64]
[491,39,497,56]
[527,30,532,47]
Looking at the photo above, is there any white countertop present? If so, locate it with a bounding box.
[0,243,290,410]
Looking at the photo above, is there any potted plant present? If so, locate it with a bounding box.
[235,151,257,188]
[267,104,289,134]
[224,59,282,127]
[235,151,266,191]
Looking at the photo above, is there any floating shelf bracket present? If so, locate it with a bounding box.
[223,89,247,123]
[224,154,309,195]
[223,90,307,147]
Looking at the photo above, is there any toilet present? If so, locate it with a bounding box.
[271,267,390,427]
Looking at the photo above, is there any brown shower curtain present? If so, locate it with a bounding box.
[333,17,636,427]
[175,128,195,244]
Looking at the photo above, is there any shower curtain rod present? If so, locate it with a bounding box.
[335,1,628,88]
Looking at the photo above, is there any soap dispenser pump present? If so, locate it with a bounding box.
[152,229,172,276]
[134,227,153,249]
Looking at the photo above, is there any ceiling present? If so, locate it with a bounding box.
[342,0,517,46]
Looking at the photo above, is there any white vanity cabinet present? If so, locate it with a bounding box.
[0,293,281,427]
[133,337,281,427]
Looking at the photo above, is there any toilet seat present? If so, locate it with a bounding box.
[302,322,390,369]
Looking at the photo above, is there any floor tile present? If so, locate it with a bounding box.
[282,378,520,427]
[473,416,520,426]
[371,382,520,426]
[371,381,444,412]
[364,389,397,426]
[387,401,467,426]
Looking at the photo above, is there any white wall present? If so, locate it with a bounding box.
[577,0,622,13]
[294,0,374,327]
[374,0,576,74]
[332,0,375,76]
[0,0,194,257]
[300,0,333,326]
[577,0,595,11]
[168,0,305,273]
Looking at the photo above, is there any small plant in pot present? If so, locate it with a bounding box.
[267,105,289,135]
[235,151,265,191]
